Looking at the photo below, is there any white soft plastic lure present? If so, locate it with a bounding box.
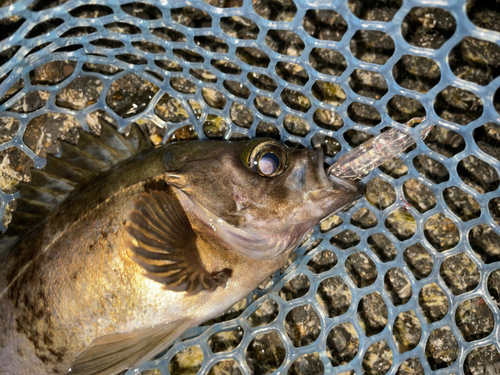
[327,117,432,180]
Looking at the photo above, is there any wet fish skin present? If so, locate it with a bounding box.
[0,139,362,375]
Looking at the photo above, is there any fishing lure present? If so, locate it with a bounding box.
[327,117,432,180]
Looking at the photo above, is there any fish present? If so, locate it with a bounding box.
[0,119,362,375]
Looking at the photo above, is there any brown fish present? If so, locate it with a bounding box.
[0,120,362,375]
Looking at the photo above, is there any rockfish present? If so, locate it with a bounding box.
[0,120,362,375]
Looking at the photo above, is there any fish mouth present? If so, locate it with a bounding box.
[328,173,363,196]
[307,148,364,224]
[311,147,364,198]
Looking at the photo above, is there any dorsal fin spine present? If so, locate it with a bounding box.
[31,169,78,189]
[78,129,123,157]
[16,198,52,215]
[44,154,94,181]
[60,141,111,170]
[20,182,68,198]
[76,129,126,164]
[99,118,137,155]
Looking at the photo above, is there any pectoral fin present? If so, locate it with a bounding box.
[68,319,192,375]
[125,189,232,294]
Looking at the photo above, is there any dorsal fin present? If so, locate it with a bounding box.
[3,119,153,239]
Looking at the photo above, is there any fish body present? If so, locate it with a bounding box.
[0,125,361,375]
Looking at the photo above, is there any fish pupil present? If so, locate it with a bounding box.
[259,152,280,175]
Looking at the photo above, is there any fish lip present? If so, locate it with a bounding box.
[328,174,364,200]
[315,148,364,199]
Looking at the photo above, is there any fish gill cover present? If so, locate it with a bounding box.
[0,0,499,374]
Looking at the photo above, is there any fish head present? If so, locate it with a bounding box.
[162,138,363,260]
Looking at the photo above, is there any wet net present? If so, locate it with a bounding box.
[0,0,499,374]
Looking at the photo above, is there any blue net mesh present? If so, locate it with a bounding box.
[0,0,499,374]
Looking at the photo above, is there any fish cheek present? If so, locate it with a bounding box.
[181,170,244,220]
[259,178,296,218]
[221,177,292,228]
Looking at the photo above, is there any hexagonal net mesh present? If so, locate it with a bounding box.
[0,0,499,373]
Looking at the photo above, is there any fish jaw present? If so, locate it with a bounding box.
[288,147,363,224]
[307,151,364,224]
[287,146,362,198]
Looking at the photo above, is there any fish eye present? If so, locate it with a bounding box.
[258,152,280,175]
[241,138,287,177]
